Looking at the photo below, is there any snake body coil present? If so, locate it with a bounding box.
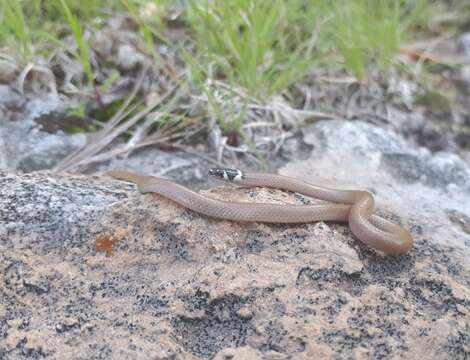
[106,168,413,256]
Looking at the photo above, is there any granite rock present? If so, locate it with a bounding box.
[0,86,85,172]
[94,146,213,190]
[0,120,469,359]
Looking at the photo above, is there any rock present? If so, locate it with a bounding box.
[278,130,313,161]
[214,346,263,359]
[0,88,86,172]
[116,44,147,72]
[288,120,470,251]
[0,120,469,359]
[456,32,470,98]
[459,63,470,92]
[457,32,470,56]
[94,146,213,189]
[0,61,17,84]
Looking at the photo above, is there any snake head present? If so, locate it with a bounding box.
[209,168,244,182]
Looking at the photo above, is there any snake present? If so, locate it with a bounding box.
[105,168,413,256]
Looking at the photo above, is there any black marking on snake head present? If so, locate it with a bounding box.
[209,168,244,181]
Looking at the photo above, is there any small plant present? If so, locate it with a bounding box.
[0,0,32,62]
[121,0,171,56]
[58,0,95,87]
[186,0,317,100]
[186,0,431,88]
[323,0,430,79]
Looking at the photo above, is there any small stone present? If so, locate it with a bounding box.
[457,32,470,55]
[0,61,17,83]
[116,44,147,72]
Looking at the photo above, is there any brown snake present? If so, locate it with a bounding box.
[105,168,413,255]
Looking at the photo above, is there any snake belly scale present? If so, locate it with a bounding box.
[105,168,413,256]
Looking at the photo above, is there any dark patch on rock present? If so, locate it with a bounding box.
[7,336,48,360]
[322,294,349,323]
[87,343,113,359]
[323,306,406,359]
[296,265,365,296]
[135,293,169,316]
[381,153,425,183]
[259,320,288,352]
[155,223,187,259]
[244,230,268,253]
[0,319,8,339]
[279,130,314,161]
[172,294,254,359]
[444,330,470,360]
[22,279,50,295]
[33,111,90,134]
[172,316,252,359]
[55,321,81,334]
[381,152,469,188]
[407,119,453,152]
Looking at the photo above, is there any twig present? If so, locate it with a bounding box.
[54,64,183,172]
[54,64,150,171]
[17,63,57,94]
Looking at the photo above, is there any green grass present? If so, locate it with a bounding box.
[58,0,95,87]
[0,0,442,137]
[0,0,115,62]
[186,0,317,99]
[184,0,433,98]
[0,0,32,61]
[121,0,172,56]
[181,0,432,131]
[322,0,430,78]
[0,0,433,87]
